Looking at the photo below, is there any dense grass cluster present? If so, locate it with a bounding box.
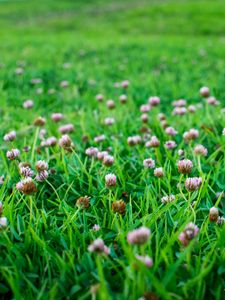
[0,1,225,299]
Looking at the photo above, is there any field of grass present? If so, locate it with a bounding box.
[0,0,225,299]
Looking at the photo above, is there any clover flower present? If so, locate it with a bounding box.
[143,158,155,169]
[36,170,49,182]
[194,144,208,156]
[178,222,199,246]
[127,227,150,245]
[177,159,193,174]
[200,86,210,97]
[119,94,127,104]
[35,160,48,171]
[164,140,177,150]
[165,126,177,136]
[112,200,126,214]
[88,238,110,255]
[6,149,20,160]
[85,147,98,158]
[105,173,117,188]
[185,177,202,192]
[76,196,90,209]
[103,155,114,166]
[135,255,153,268]
[161,194,175,204]
[16,177,37,195]
[51,113,63,122]
[23,99,34,109]
[59,124,74,134]
[107,99,115,109]
[96,94,104,102]
[154,167,164,177]
[209,207,219,222]
[149,96,160,107]
[4,130,16,142]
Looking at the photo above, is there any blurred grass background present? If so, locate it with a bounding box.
[0,0,225,126]
[0,0,225,38]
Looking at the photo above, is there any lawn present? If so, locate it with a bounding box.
[0,0,225,299]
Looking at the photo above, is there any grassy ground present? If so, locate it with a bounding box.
[0,0,225,299]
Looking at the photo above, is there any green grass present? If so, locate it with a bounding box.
[0,0,225,299]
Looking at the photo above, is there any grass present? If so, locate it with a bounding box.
[0,0,225,299]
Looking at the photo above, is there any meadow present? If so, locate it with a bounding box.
[0,0,225,299]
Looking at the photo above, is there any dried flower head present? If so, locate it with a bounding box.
[209,207,219,222]
[16,177,37,195]
[76,196,90,209]
[154,167,164,178]
[112,200,126,214]
[34,117,46,126]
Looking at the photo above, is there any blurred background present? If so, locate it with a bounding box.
[0,0,224,43]
[0,0,224,111]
